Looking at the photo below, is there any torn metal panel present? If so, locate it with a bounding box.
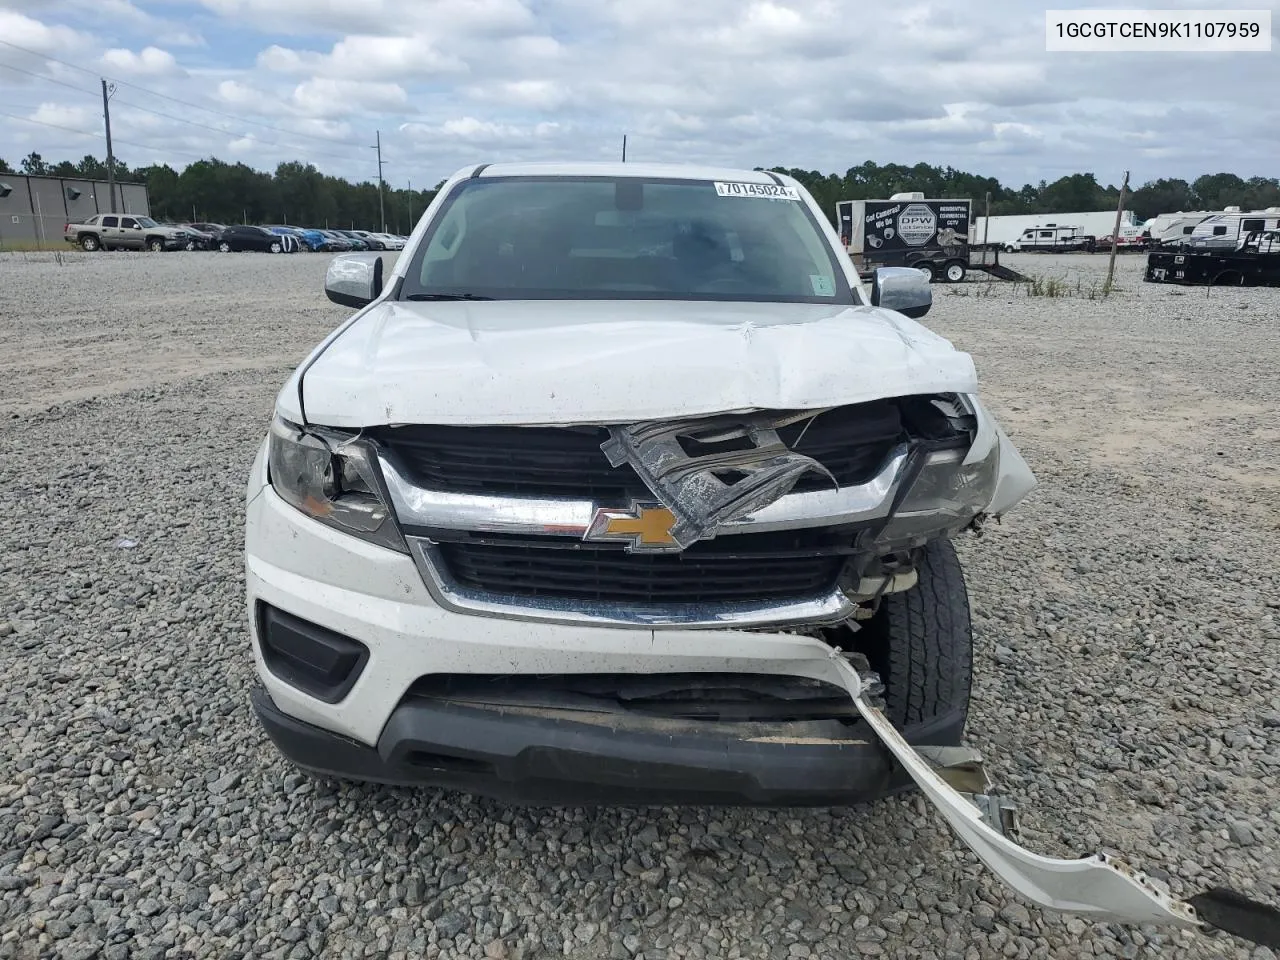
[600,412,838,549]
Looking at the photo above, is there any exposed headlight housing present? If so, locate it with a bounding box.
[875,442,999,551]
[267,417,407,553]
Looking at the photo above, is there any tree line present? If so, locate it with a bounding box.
[768,163,1280,223]
[3,152,439,234]
[3,150,1278,229]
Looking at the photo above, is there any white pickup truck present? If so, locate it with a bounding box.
[246,160,1039,806]
[242,162,1280,943]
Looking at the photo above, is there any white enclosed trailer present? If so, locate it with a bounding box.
[970,210,1139,250]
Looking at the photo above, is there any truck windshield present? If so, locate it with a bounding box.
[399,176,855,304]
[137,217,158,228]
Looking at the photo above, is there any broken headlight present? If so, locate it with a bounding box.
[267,417,406,553]
[875,443,999,550]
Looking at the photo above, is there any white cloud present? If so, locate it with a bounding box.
[290,78,408,118]
[0,9,91,53]
[100,46,182,76]
[258,36,467,80]
[2,0,1278,190]
[30,101,95,132]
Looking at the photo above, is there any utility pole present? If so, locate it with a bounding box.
[407,178,413,228]
[982,191,991,267]
[371,130,386,233]
[621,135,627,162]
[1105,170,1130,294]
[101,79,117,213]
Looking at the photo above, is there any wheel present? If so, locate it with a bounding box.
[1004,244,1017,253]
[147,238,165,252]
[855,538,972,740]
[184,239,197,252]
[218,241,232,253]
[914,261,936,282]
[270,241,282,254]
[944,261,966,283]
[80,234,100,252]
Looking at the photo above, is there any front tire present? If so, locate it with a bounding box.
[147,238,165,252]
[218,241,232,253]
[270,241,282,254]
[80,234,100,252]
[856,538,972,740]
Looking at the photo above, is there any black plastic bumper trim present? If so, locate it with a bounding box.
[250,686,963,807]
[255,603,369,704]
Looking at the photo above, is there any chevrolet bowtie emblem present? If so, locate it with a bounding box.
[585,504,679,552]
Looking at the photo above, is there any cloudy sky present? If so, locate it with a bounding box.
[1,0,1277,190]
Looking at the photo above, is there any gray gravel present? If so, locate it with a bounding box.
[1,249,1277,960]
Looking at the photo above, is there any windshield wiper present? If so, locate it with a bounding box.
[405,293,497,301]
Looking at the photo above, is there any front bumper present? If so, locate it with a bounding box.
[251,683,965,806]
[245,446,962,804]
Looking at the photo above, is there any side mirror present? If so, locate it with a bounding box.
[870,266,932,319]
[133,224,142,230]
[325,253,384,308]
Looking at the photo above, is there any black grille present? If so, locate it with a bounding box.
[433,529,858,605]
[376,401,903,500]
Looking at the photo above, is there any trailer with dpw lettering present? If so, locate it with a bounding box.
[837,194,978,283]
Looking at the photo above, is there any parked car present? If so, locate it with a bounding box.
[329,230,367,250]
[349,229,387,250]
[245,161,1037,810]
[265,226,327,252]
[189,222,227,236]
[304,229,347,252]
[214,225,290,253]
[64,214,189,252]
[313,230,354,252]
[175,223,218,251]
[369,232,406,250]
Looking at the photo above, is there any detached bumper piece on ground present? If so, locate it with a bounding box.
[819,647,1280,950]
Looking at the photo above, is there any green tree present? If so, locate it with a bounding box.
[21,152,50,175]
[0,157,13,174]
[1129,178,1197,221]
[75,155,107,180]
[1192,172,1248,209]
[1039,173,1108,212]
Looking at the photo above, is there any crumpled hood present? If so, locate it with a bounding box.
[286,299,979,428]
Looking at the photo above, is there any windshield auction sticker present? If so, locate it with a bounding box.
[714,182,802,200]
[1046,9,1270,51]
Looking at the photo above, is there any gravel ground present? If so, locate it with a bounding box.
[1,249,1277,960]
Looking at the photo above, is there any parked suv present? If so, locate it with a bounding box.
[245,162,1036,806]
[64,214,190,252]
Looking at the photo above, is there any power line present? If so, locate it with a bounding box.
[111,97,369,163]
[0,110,100,139]
[0,61,100,96]
[0,37,371,150]
[0,109,230,164]
[1,55,377,165]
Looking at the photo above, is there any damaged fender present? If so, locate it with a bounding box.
[963,394,1037,518]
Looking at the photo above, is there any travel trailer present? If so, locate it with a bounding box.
[970,210,1137,249]
[1005,225,1096,253]
[1182,208,1280,250]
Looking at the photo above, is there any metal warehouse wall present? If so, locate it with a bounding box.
[0,174,151,246]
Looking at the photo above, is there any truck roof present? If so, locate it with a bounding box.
[458,161,791,184]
